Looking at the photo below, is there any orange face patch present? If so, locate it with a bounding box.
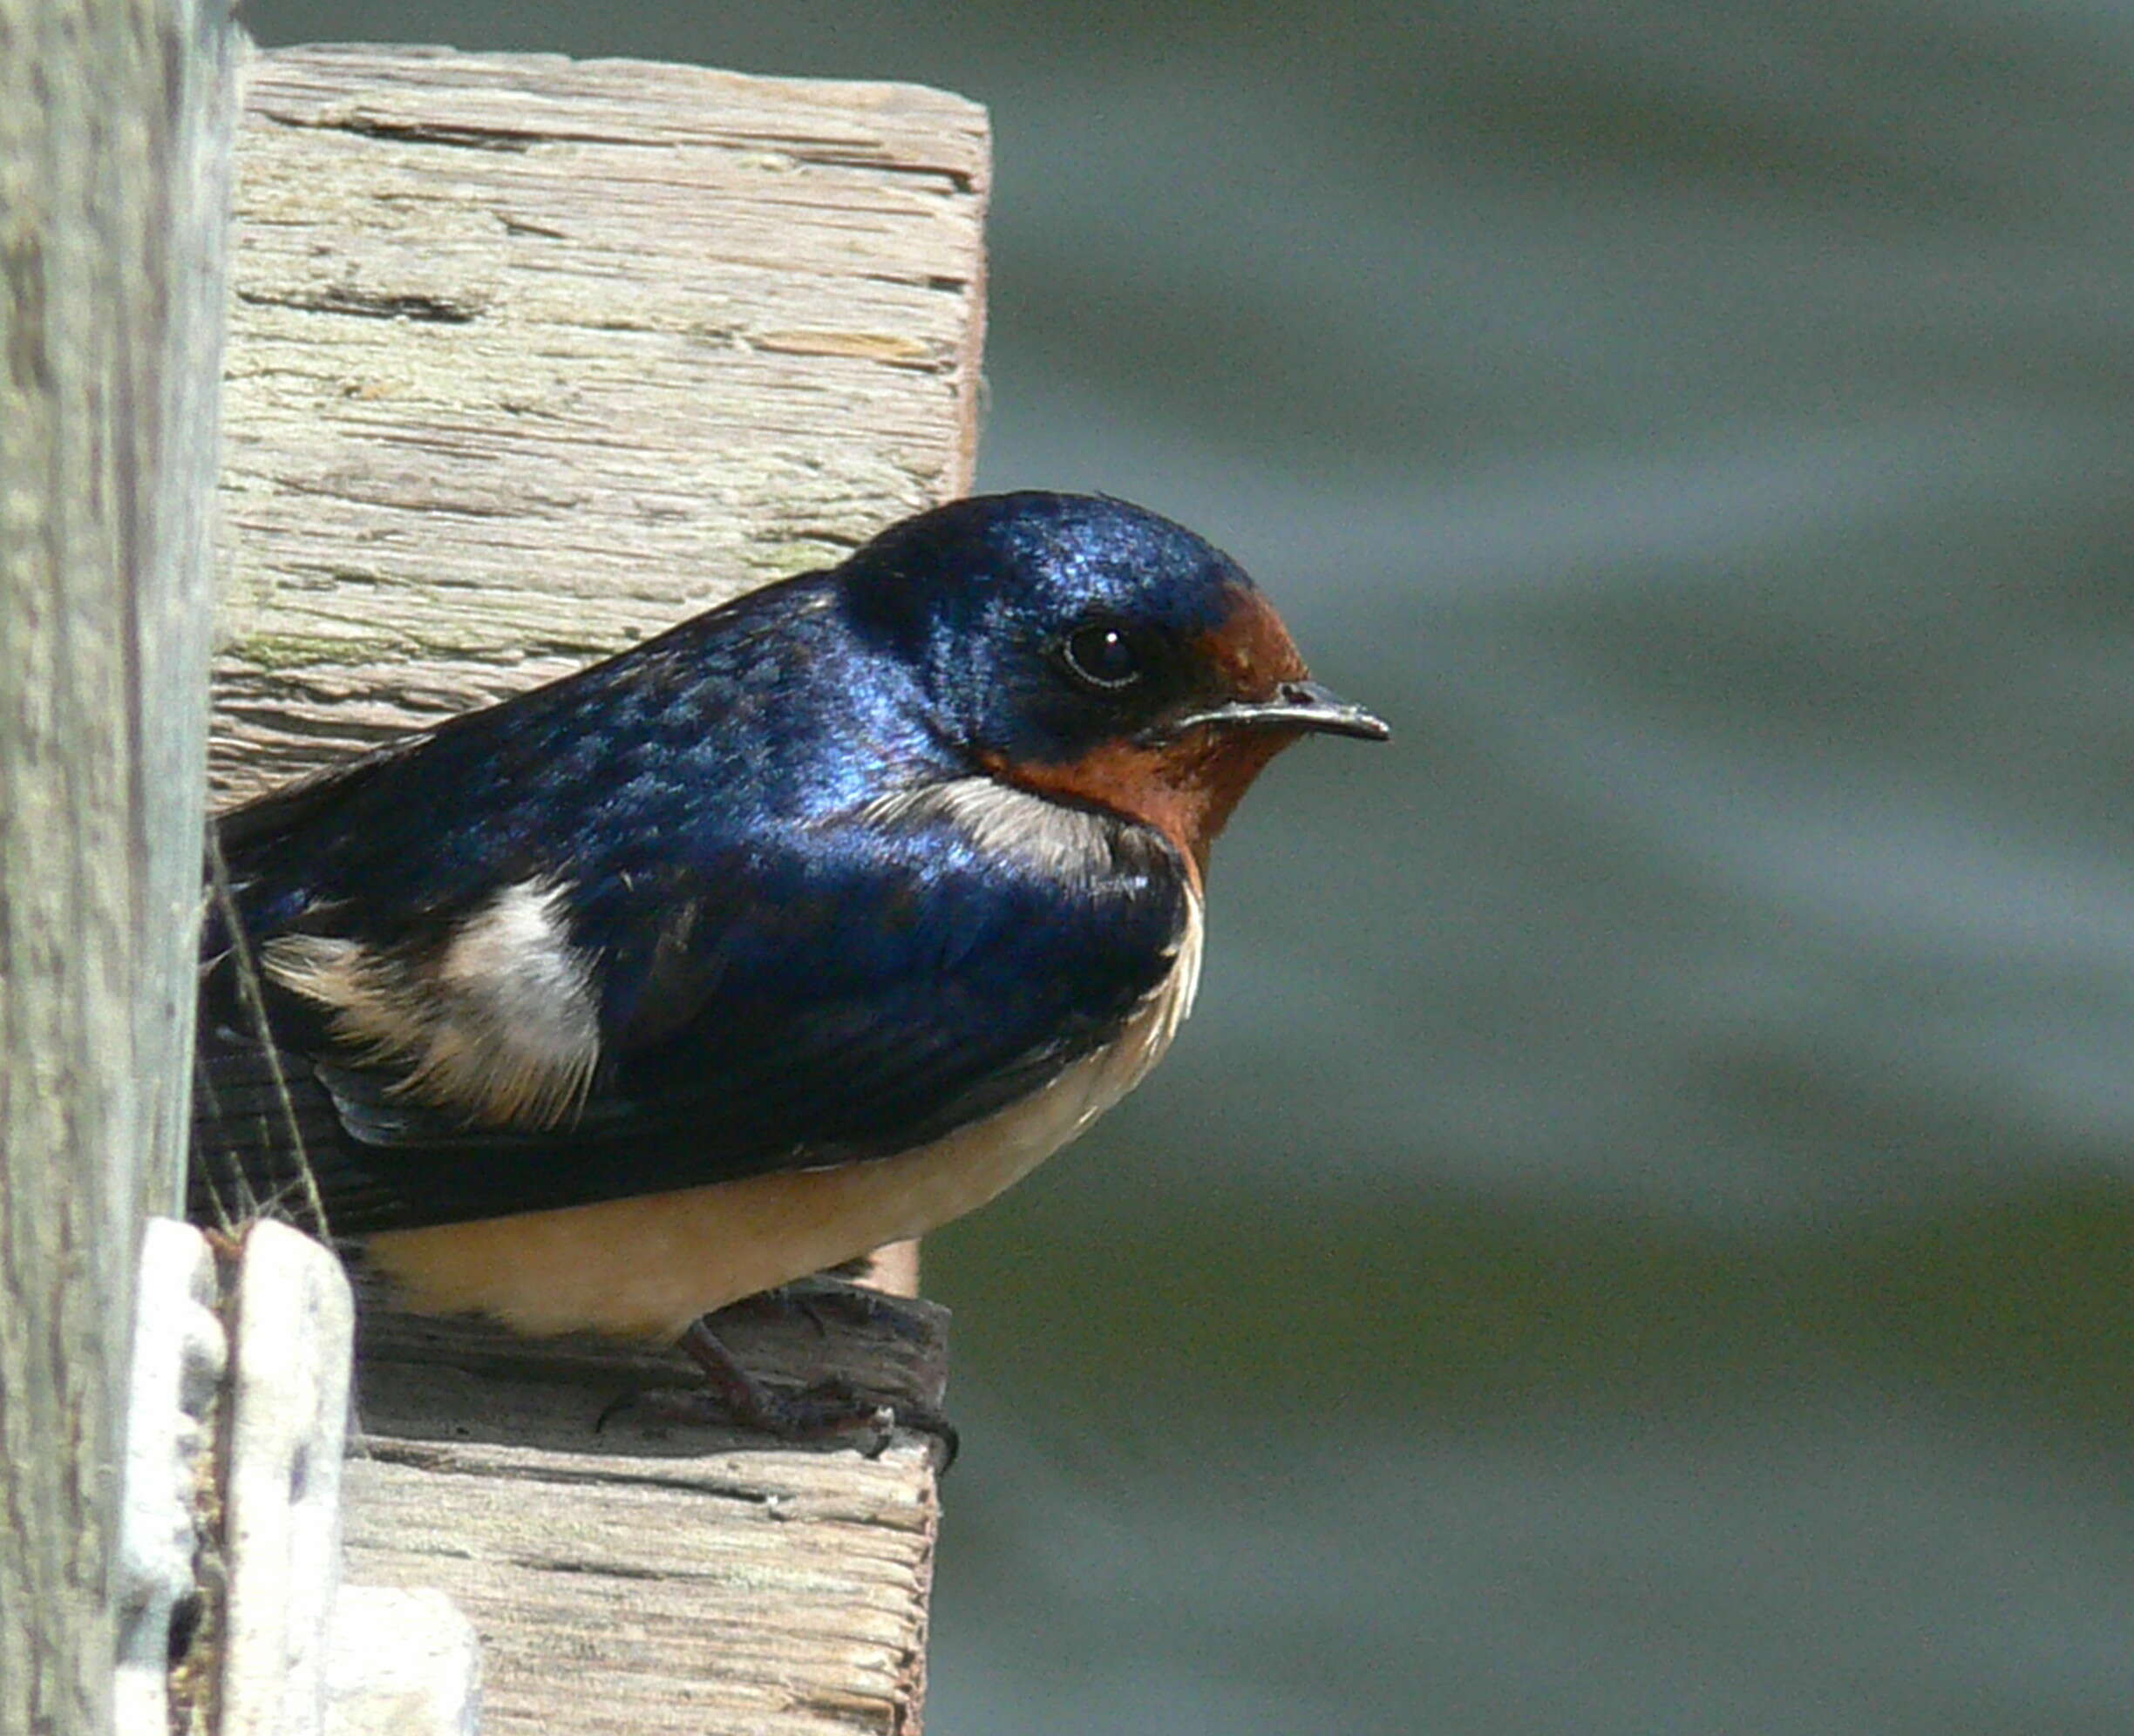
[1201,583,1311,696]
[990,585,1315,880]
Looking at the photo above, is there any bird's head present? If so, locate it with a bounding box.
[841,492,1388,878]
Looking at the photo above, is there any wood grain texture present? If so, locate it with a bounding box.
[217,43,989,796]
[217,44,989,1735]
[0,3,233,1730]
[343,1452,936,1736]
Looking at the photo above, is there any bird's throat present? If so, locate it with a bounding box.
[987,730,1293,884]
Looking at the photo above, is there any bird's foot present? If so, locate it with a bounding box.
[605,1316,957,1469]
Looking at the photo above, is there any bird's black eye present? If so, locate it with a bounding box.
[1059,619,1147,692]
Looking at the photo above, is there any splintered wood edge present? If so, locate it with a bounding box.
[220,1221,356,1736]
[116,1222,227,1736]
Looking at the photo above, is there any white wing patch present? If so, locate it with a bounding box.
[262,879,601,1129]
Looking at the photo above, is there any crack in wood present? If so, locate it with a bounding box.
[234,285,483,324]
[254,109,540,153]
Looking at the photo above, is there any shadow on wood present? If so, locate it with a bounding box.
[342,1277,950,1736]
[351,1272,952,1462]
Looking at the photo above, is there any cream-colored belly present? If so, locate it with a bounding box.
[367,895,1204,1340]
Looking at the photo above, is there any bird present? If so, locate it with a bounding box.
[191,491,1387,1447]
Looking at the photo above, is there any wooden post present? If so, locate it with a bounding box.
[0,1,234,1731]
[216,45,989,1733]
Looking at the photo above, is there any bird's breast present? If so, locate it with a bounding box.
[365,888,1205,1341]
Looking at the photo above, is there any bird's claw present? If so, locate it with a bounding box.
[596,1315,958,1469]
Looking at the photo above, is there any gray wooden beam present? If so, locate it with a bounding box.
[0,2,234,1730]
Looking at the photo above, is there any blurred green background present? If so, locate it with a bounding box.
[246,3,2134,1731]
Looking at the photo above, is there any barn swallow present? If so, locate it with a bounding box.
[192,491,1386,1448]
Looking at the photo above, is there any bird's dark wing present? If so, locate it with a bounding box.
[192,790,1190,1235]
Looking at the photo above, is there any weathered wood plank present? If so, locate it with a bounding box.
[217,43,988,1735]
[0,2,234,1730]
[217,43,989,797]
[342,1449,935,1736]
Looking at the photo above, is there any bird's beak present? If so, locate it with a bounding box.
[1159,679,1390,743]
